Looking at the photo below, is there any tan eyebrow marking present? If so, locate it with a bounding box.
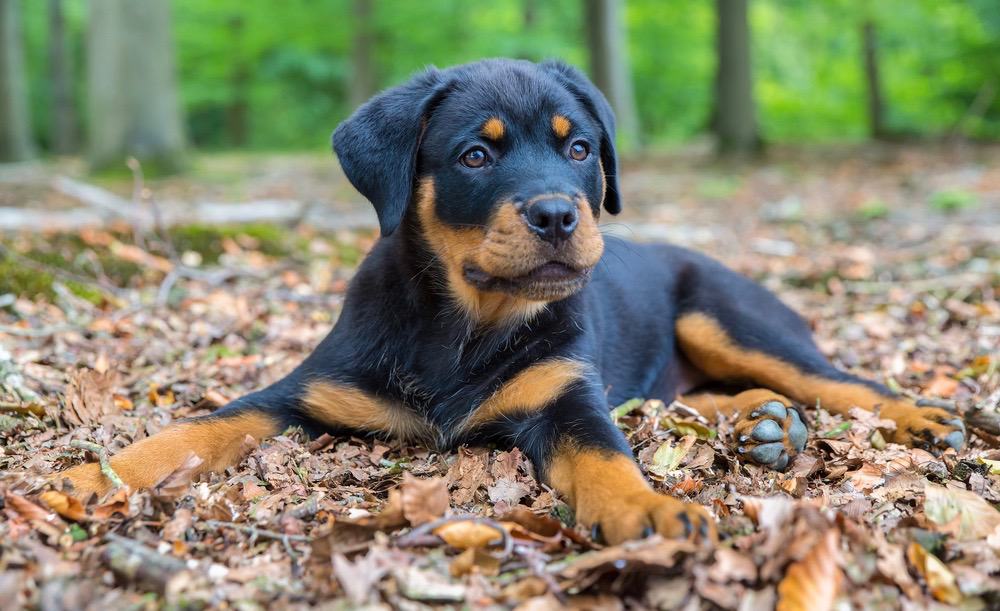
[552,115,572,138]
[481,117,505,140]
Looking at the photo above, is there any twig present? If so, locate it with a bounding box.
[0,401,45,418]
[842,271,998,295]
[103,533,199,596]
[70,440,124,490]
[203,519,312,543]
[0,323,75,338]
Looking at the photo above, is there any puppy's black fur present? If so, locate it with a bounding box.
[60,59,965,545]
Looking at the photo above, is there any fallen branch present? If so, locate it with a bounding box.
[203,519,312,543]
[842,271,998,295]
[103,533,199,596]
[0,401,45,418]
[53,176,148,226]
[70,440,124,490]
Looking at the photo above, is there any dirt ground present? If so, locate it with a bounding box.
[1,143,999,609]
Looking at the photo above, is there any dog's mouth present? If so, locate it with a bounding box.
[462,260,593,301]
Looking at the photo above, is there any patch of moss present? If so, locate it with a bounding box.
[169,224,299,263]
[0,258,56,300]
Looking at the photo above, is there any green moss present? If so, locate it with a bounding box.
[0,258,56,300]
[170,224,298,263]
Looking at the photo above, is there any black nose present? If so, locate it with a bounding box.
[524,198,579,244]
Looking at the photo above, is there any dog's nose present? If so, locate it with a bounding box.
[524,199,578,244]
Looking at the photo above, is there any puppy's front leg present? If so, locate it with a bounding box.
[519,383,716,546]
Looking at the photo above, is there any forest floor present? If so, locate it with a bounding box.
[1,142,999,609]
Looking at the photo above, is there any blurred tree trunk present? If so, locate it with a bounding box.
[226,15,249,147]
[0,0,35,161]
[348,0,376,109]
[583,0,640,151]
[519,0,538,60]
[48,0,79,154]
[862,20,887,139]
[713,0,759,155]
[87,0,185,173]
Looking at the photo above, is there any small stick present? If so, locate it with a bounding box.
[203,519,312,543]
[70,440,124,490]
[0,401,45,418]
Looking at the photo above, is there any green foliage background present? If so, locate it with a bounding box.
[19,0,1000,151]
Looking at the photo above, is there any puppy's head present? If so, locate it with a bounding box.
[333,59,620,321]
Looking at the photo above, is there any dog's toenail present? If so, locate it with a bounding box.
[750,419,784,442]
[679,512,692,537]
[641,525,655,538]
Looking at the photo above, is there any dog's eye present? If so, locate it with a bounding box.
[460,147,490,168]
[569,141,590,161]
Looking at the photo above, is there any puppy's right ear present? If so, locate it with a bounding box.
[333,69,449,236]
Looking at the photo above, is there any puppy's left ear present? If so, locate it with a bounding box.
[333,69,449,236]
[540,60,621,214]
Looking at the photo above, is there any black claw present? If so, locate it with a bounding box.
[591,524,604,543]
[641,525,655,538]
[679,512,693,538]
[772,451,789,472]
[750,410,761,419]
[699,518,709,540]
[739,435,749,443]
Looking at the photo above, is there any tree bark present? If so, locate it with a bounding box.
[583,0,640,151]
[0,0,35,161]
[48,0,79,154]
[862,20,887,140]
[713,0,759,155]
[348,0,376,110]
[225,15,249,147]
[87,0,185,173]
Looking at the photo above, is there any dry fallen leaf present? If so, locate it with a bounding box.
[400,473,449,526]
[924,482,1000,541]
[433,520,503,550]
[39,490,88,522]
[906,543,961,605]
[449,547,501,577]
[776,528,843,611]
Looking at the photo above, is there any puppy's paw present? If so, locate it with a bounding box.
[733,395,808,472]
[585,491,716,546]
[882,403,965,453]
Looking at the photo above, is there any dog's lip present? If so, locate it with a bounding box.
[464,261,586,284]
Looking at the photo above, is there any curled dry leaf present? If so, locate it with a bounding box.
[39,490,88,522]
[776,528,843,611]
[153,452,205,500]
[449,547,501,577]
[924,482,1000,541]
[63,368,120,427]
[400,473,450,526]
[433,520,503,550]
[906,543,962,605]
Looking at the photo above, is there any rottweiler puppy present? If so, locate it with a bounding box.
[59,59,966,545]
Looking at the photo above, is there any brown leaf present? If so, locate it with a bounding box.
[776,528,843,611]
[923,483,1000,541]
[433,520,503,550]
[162,508,193,542]
[62,368,119,427]
[400,473,449,526]
[449,547,501,577]
[39,490,88,522]
[906,543,961,604]
[152,452,205,500]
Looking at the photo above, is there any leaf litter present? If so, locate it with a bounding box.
[1,144,999,608]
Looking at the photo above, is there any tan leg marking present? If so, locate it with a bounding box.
[546,441,716,545]
[57,412,279,498]
[460,359,587,432]
[675,312,964,449]
[303,381,434,443]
